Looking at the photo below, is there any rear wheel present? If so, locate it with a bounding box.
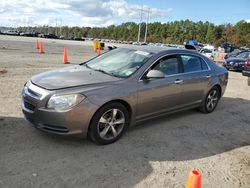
[199,87,220,113]
[89,102,129,145]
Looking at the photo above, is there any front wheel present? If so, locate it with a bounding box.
[88,102,129,145]
[199,87,220,113]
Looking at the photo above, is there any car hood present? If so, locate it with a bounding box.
[226,57,245,63]
[31,65,122,90]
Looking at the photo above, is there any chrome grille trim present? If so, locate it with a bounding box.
[24,81,49,100]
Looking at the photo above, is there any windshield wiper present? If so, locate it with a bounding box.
[84,64,122,78]
[95,69,123,78]
[84,64,92,69]
[94,69,111,75]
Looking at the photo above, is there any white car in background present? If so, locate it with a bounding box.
[6,30,19,35]
[200,49,212,58]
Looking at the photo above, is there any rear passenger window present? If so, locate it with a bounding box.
[181,55,208,73]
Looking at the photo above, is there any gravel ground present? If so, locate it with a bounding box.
[0,35,250,188]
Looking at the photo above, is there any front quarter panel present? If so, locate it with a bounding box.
[82,78,138,122]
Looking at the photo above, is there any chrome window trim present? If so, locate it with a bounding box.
[138,52,211,81]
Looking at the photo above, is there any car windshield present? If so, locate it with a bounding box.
[236,52,249,58]
[85,48,153,78]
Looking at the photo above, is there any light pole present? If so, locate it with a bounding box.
[144,8,150,43]
[137,5,143,42]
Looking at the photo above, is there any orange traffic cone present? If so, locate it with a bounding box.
[39,41,44,54]
[63,47,69,64]
[36,39,40,49]
[97,47,101,56]
[185,170,202,188]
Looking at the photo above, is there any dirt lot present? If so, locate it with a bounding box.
[0,35,250,188]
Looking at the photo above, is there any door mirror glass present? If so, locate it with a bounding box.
[146,70,165,79]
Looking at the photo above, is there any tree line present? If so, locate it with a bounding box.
[17,20,250,48]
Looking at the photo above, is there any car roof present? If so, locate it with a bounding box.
[121,46,174,53]
[121,45,199,55]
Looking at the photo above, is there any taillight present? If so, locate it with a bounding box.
[245,59,250,68]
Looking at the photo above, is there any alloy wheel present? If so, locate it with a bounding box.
[206,89,219,111]
[97,108,125,140]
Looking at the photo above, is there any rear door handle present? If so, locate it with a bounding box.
[205,75,211,79]
[174,79,183,84]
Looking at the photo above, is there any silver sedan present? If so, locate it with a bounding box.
[21,47,228,144]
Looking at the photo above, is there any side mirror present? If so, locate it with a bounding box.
[146,70,165,79]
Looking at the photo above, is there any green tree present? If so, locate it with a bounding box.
[205,24,216,44]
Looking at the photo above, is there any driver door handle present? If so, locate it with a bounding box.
[174,79,183,84]
[205,75,211,79]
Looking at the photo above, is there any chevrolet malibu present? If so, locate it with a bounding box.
[21,47,228,144]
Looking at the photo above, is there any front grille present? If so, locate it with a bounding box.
[24,101,36,111]
[27,88,41,98]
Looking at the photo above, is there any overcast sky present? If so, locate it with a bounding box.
[0,0,249,27]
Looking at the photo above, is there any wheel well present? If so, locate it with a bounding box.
[107,99,133,119]
[213,84,222,98]
[87,99,133,137]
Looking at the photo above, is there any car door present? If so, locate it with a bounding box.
[136,54,184,120]
[177,54,211,107]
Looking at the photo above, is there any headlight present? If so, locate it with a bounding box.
[47,94,85,111]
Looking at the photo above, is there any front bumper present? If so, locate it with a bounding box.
[21,82,98,137]
[242,70,250,77]
[223,62,244,71]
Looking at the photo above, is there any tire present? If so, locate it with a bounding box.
[199,86,220,113]
[248,77,250,86]
[88,102,129,145]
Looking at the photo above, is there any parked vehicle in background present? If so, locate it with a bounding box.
[44,33,57,39]
[6,30,19,36]
[73,37,85,41]
[200,49,212,58]
[202,44,214,50]
[38,33,44,38]
[221,43,235,53]
[132,41,140,45]
[223,52,250,71]
[21,46,228,144]
[224,49,249,59]
[38,33,57,39]
[65,36,74,40]
[20,32,40,37]
[184,39,201,50]
[58,35,65,40]
[242,58,250,86]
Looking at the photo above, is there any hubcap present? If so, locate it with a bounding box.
[206,89,218,111]
[98,109,125,140]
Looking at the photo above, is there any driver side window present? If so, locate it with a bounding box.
[152,55,179,75]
